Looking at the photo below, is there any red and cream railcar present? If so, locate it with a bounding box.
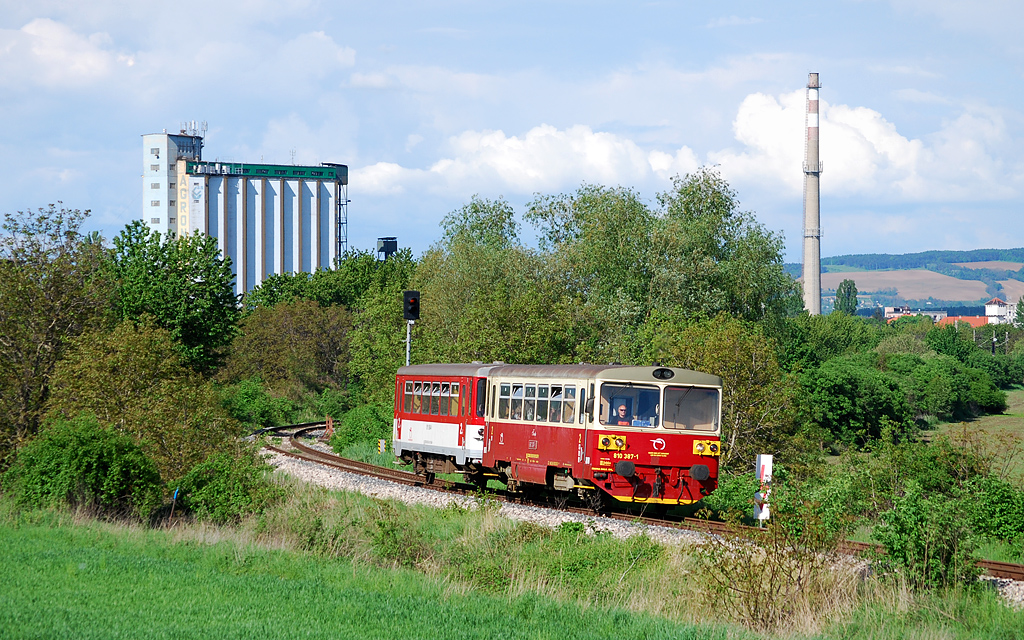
[393,364,493,480]
[394,364,722,506]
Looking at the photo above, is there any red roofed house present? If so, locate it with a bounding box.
[935,316,989,329]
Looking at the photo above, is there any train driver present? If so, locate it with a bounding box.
[614,403,631,426]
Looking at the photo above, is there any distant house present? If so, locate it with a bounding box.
[884,305,911,320]
[984,297,1016,325]
[935,316,989,329]
[884,306,946,324]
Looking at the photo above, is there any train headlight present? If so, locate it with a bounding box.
[693,440,721,456]
[601,437,611,447]
[614,437,624,448]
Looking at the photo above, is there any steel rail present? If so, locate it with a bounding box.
[261,424,1024,582]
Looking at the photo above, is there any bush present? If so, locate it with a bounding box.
[699,472,759,521]
[693,497,844,632]
[219,378,293,429]
[329,403,392,452]
[872,480,980,590]
[1,414,162,519]
[967,475,1024,543]
[176,449,285,524]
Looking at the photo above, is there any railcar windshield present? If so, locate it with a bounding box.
[599,383,660,426]
[663,386,718,432]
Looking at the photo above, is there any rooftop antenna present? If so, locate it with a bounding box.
[290,148,296,165]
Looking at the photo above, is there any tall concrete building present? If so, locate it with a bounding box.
[142,127,349,297]
[801,73,822,315]
[142,127,204,240]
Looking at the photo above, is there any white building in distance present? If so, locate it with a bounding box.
[142,129,348,297]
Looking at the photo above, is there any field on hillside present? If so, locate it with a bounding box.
[956,261,1024,271]
[998,280,1024,302]
[820,270,989,301]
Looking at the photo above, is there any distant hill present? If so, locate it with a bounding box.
[784,247,1024,310]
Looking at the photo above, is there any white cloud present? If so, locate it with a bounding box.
[709,89,1017,202]
[354,124,699,197]
[0,18,133,88]
[350,72,393,89]
[278,31,355,69]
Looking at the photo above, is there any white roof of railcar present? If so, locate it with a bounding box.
[398,364,721,388]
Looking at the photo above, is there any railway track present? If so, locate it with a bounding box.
[261,423,1024,582]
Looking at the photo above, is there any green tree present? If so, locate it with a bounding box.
[46,320,239,482]
[220,299,354,400]
[416,197,575,365]
[348,249,417,403]
[528,185,654,316]
[653,168,799,326]
[799,356,912,446]
[240,249,382,313]
[646,313,809,470]
[111,221,238,371]
[834,279,858,315]
[0,205,113,465]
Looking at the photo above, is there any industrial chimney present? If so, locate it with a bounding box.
[802,72,822,315]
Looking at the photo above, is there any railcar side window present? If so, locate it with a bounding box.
[599,383,660,427]
[562,386,576,423]
[524,385,536,420]
[430,382,441,415]
[498,383,510,419]
[536,385,548,422]
[663,387,718,432]
[511,384,524,420]
[440,383,450,416]
[404,382,413,413]
[477,379,487,417]
[412,382,422,413]
[549,385,562,422]
[450,383,459,416]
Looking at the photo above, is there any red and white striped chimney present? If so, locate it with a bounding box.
[802,72,822,315]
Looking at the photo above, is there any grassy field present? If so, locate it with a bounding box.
[0,512,722,640]
[930,387,1024,482]
[2,480,1023,639]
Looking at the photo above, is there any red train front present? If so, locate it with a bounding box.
[394,364,722,508]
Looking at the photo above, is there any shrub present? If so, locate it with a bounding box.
[872,480,980,590]
[693,497,844,632]
[967,475,1024,543]
[1,413,162,519]
[329,403,392,452]
[219,378,293,429]
[177,449,285,524]
[799,356,913,446]
[700,472,759,521]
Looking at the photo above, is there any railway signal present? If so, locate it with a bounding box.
[403,290,420,366]
[403,290,420,320]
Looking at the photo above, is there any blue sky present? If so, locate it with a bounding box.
[1,0,1022,261]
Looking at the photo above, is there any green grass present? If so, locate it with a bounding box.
[0,513,725,640]
[2,475,1023,640]
[928,387,1024,482]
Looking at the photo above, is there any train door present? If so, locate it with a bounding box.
[580,380,595,473]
